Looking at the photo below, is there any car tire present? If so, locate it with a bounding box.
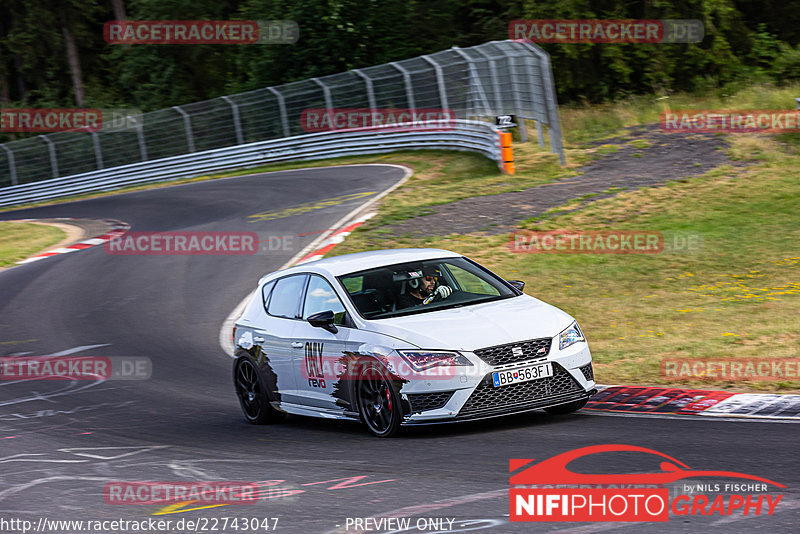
[544,398,588,415]
[233,355,286,425]
[354,358,403,438]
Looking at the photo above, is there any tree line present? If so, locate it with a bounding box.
[2,0,800,142]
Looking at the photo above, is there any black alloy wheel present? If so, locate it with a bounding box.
[355,359,403,437]
[234,356,285,424]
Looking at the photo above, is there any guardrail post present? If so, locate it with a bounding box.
[311,78,334,129]
[473,48,504,117]
[91,132,104,169]
[538,53,564,164]
[451,47,493,119]
[267,87,291,137]
[535,120,545,146]
[506,54,528,142]
[390,62,416,109]
[353,69,377,110]
[521,53,545,147]
[222,96,244,145]
[173,105,195,153]
[421,55,449,111]
[0,144,17,185]
[40,135,59,178]
[518,41,565,164]
[132,116,148,161]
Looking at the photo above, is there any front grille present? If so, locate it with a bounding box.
[474,337,552,366]
[407,391,454,413]
[579,363,594,381]
[457,363,583,418]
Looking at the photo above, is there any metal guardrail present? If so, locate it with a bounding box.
[0,40,564,190]
[0,121,501,207]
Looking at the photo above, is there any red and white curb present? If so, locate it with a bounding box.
[294,213,376,265]
[11,218,130,265]
[586,385,800,421]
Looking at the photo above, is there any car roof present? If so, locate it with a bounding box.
[261,248,462,281]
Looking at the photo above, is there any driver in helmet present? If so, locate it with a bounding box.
[396,266,452,308]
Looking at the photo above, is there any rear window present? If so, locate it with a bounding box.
[267,275,307,319]
[261,280,276,311]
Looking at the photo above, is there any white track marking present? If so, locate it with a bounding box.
[0,454,86,464]
[43,344,110,357]
[0,380,106,407]
[56,445,169,460]
[0,475,116,501]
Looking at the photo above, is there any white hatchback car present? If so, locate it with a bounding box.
[232,248,595,437]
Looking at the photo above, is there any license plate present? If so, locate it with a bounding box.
[492,362,553,387]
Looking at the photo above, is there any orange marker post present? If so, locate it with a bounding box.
[499,131,514,174]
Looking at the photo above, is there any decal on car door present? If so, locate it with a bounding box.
[304,341,326,388]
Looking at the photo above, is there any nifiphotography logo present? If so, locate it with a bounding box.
[510,444,784,522]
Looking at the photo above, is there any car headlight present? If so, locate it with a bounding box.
[396,350,473,372]
[559,321,585,350]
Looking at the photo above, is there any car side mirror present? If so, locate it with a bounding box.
[307,310,338,333]
[508,280,525,291]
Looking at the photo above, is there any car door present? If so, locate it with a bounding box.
[290,274,353,412]
[257,273,308,405]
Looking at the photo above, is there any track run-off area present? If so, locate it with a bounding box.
[0,164,797,533]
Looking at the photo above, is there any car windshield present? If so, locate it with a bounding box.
[337,257,517,319]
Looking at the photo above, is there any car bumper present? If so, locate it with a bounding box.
[398,342,594,424]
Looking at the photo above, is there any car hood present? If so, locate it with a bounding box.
[360,295,574,350]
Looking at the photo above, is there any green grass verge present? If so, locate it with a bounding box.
[0,222,66,267]
[561,82,800,144]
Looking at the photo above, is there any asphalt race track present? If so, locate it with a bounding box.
[0,164,797,533]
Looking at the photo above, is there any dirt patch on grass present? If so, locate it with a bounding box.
[381,124,749,236]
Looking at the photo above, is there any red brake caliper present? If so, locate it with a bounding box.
[385,387,392,411]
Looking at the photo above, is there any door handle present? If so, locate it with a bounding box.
[253,336,265,343]
[291,342,304,349]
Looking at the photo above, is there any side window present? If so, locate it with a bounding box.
[447,264,500,296]
[267,275,307,319]
[303,275,347,325]
[261,280,276,312]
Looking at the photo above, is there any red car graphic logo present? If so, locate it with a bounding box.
[510,444,785,487]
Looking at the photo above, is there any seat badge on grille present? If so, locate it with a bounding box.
[537,347,546,354]
[512,346,523,357]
